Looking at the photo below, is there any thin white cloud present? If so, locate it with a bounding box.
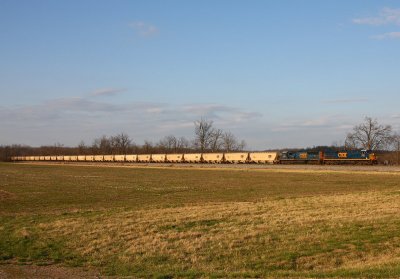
[353,7,400,26]
[180,104,262,122]
[323,98,369,104]
[2,97,398,149]
[145,107,164,114]
[272,116,354,132]
[370,31,400,40]
[90,88,126,97]
[129,21,159,37]
[0,98,261,146]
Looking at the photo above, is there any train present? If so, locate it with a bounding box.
[280,149,377,164]
[10,149,377,164]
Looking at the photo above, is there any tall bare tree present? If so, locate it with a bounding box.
[194,118,214,152]
[111,133,132,154]
[210,129,224,152]
[345,117,393,150]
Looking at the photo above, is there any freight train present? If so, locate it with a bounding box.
[11,150,377,164]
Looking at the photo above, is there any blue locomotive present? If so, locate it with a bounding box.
[323,149,377,164]
[279,149,376,164]
[280,151,323,163]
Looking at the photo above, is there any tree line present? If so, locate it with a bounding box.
[0,118,247,160]
[1,116,399,163]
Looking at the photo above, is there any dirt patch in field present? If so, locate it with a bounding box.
[0,264,100,279]
[0,190,15,201]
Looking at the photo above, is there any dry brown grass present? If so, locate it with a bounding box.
[0,189,16,200]
[41,190,400,276]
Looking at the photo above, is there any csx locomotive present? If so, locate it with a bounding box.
[11,149,377,164]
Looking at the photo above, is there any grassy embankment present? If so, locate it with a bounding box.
[1,163,400,278]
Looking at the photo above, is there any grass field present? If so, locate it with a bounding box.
[1,163,400,278]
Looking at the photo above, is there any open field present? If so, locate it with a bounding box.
[1,163,400,278]
[15,160,400,174]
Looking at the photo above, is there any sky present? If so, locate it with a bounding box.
[1,0,399,149]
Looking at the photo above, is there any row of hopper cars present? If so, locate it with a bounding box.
[11,149,377,164]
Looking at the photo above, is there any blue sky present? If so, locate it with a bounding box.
[1,0,399,149]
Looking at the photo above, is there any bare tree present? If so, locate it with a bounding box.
[92,135,112,154]
[238,139,246,151]
[156,139,166,152]
[177,137,190,151]
[194,118,214,152]
[210,129,224,152]
[157,135,178,153]
[166,135,177,150]
[143,140,153,154]
[157,135,191,153]
[51,142,64,155]
[391,133,400,165]
[222,132,239,152]
[345,117,393,150]
[78,141,87,155]
[111,133,132,154]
